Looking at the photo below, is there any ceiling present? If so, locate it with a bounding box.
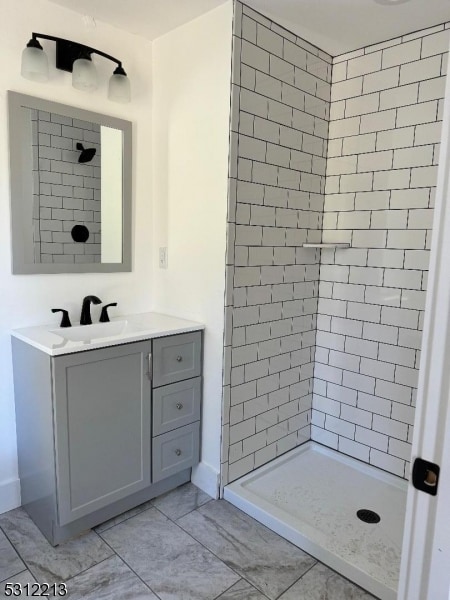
[49,0,450,56]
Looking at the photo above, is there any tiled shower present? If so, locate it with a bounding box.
[221,1,447,486]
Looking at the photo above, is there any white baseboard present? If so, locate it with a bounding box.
[191,462,220,499]
[0,478,21,514]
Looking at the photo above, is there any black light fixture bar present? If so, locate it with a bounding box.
[30,33,124,73]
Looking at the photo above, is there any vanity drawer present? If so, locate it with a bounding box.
[152,422,200,483]
[152,332,201,387]
[153,377,201,436]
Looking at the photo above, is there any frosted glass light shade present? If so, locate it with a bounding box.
[72,58,98,92]
[21,46,49,82]
[108,72,131,104]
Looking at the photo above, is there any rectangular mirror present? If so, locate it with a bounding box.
[8,91,132,274]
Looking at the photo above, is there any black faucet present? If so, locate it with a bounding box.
[80,295,102,325]
[51,308,71,328]
[100,302,117,323]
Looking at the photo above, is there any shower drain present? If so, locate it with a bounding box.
[357,509,381,524]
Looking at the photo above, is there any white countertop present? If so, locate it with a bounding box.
[11,312,204,356]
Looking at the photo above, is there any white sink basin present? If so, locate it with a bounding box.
[50,320,128,342]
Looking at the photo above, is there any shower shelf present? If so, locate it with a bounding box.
[302,243,351,249]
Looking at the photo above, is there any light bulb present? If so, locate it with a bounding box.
[21,39,49,82]
[108,66,131,104]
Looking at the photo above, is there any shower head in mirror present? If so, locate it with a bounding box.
[76,142,96,163]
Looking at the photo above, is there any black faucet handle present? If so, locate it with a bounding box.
[51,308,72,328]
[99,303,118,323]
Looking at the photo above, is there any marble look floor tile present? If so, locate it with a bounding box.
[0,529,25,582]
[65,555,158,600]
[177,500,316,600]
[278,563,376,599]
[217,579,269,599]
[0,509,113,583]
[0,571,36,599]
[152,483,212,520]
[100,507,239,600]
[95,500,153,533]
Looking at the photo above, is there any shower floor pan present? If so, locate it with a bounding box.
[224,441,407,600]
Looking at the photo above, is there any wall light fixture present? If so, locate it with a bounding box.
[21,33,131,103]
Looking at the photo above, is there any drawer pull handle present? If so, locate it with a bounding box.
[176,402,183,410]
[176,355,183,362]
[175,449,182,456]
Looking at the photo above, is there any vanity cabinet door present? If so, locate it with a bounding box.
[52,341,152,525]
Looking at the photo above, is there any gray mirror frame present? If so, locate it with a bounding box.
[8,91,132,274]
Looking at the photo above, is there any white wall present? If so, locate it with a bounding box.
[0,0,153,513]
[152,2,233,496]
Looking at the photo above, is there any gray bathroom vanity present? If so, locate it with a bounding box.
[11,312,203,545]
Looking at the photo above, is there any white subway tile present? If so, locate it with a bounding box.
[328,116,361,139]
[325,414,355,438]
[345,336,379,359]
[397,101,438,127]
[311,425,338,449]
[384,268,423,290]
[388,438,412,461]
[410,166,439,188]
[372,211,409,230]
[357,393,391,419]
[395,365,419,388]
[376,127,415,151]
[391,402,415,425]
[360,357,395,382]
[382,39,421,69]
[341,404,373,428]
[327,382,358,406]
[333,282,365,302]
[365,285,401,307]
[342,133,377,155]
[355,425,388,451]
[257,24,283,56]
[398,327,423,349]
[381,306,419,329]
[347,52,382,78]
[347,301,381,323]
[349,267,384,286]
[242,15,257,43]
[329,349,361,372]
[363,321,398,344]
[363,66,400,94]
[400,55,441,85]
[352,229,388,248]
[327,155,358,176]
[339,436,370,461]
[343,370,375,394]
[336,210,371,229]
[331,316,363,338]
[315,362,343,385]
[415,121,443,145]
[331,77,363,101]
[373,169,410,191]
[387,230,426,249]
[313,394,341,417]
[358,150,393,172]
[421,29,450,58]
[284,40,307,70]
[340,173,373,193]
[393,145,434,168]
[390,188,430,209]
[324,193,356,212]
[419,76,447,102]
[401,288,427,310]
[345,92,380,117]
[379,343,416,367]
[375,379,411,405]
[242,40,270,73]
[355,190,390,210]
[316,330,345,352]
[334,248,368,266]
[373,414,409,439]
[370,449,405,477]
[367,249,403,269]
[360,110,396,134]
[379,83,418,110]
